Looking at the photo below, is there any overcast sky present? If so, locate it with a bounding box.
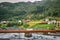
[0,0,42,3]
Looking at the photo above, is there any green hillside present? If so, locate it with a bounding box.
[0,0,60,21]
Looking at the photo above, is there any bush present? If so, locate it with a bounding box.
[23,23,29,28]
[0,24,7,29]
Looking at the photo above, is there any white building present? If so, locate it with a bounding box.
[48,20,56,24]
[18,20,22,23]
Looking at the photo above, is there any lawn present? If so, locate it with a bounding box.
[31,24,55,30]
[27,20,43,27]
[21,20,55,30]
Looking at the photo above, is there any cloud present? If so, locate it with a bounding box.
[0,0,42,3]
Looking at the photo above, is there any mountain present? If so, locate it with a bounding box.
[0,0,60,21]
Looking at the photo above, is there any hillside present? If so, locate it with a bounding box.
[0,0,60,21]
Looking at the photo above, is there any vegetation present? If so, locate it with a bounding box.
[31,24,54,30]
[0,0,60,29]
[0,0,60,21]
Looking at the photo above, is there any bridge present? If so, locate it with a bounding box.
[0,30,60,33]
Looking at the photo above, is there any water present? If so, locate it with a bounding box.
[0,33,60,40]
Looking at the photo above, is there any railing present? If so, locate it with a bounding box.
[0,30,60,33]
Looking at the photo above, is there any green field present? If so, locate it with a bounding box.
[31,24,55,30]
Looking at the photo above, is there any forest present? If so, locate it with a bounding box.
[0,0,60,21]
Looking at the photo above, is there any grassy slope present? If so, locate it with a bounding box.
[27,20,43,27]
[31,24,54,29]
[25,20,54,30]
